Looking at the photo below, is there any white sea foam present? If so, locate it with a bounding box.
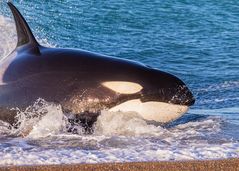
[0,99,238,165]
[8,99,65,138]
[94,110,165,136]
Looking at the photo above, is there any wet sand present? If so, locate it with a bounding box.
[0,158,239,171]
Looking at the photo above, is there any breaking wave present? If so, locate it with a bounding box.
[0,98,238,166]
[0,99,222,139]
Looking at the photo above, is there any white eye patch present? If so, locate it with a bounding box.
[102,81,143,94]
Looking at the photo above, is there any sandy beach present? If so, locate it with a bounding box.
[1,159,239,171]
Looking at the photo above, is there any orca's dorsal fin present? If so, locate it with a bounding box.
[7,2,39,48]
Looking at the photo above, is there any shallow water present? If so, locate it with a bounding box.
[0,0,238,165]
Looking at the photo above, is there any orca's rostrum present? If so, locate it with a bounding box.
[0,2,195,130]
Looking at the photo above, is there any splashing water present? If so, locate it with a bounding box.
[0,15,16,60]
[94,111,164,136]
[0,99,238,165]
[10,99,67,138]
[0,0,239,166]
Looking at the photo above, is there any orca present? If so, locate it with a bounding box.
[0,2,195,130]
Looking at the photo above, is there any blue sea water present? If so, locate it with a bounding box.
[0,0,238,165]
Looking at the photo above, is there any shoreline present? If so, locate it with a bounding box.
[1,158,239,171]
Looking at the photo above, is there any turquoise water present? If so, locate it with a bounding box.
[3,0,238,107]
[0,0,238,165]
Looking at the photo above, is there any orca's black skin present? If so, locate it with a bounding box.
[0,2,195,128]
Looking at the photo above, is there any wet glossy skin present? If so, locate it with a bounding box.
[0,2,195,127]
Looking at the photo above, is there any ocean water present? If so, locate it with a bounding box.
[0,0,238,165]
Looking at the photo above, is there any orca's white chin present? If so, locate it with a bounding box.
[109,99,189,123]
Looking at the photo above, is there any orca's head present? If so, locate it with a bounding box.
[141,68,195,106]
[106,67,195,123]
